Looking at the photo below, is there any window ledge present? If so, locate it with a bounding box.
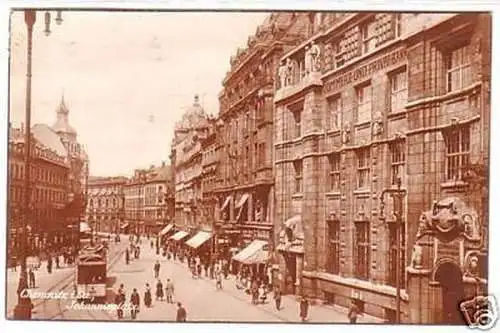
[353,189,371,196]
[325,191,341,198]
[354,121,371,129]
[441,180,469,189]
[292,193,303,199]
[387,110,407,120]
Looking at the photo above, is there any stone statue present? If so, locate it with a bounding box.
[372,116,383,136]
[341,123,350,144]
[304,45,312,76]
[309,41,321,72]
[410,244,423,269]
[278,61,287,89]
[285,58,293,86]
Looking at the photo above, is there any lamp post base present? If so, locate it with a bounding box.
[13,298,33,320]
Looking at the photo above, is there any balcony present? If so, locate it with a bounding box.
[275,71,323,103]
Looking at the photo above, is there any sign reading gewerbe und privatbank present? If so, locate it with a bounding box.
[324,48,407,93]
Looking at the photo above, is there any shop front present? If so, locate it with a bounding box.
[232,239,269,281]
[185,230,212,261]
[158,223,175,244]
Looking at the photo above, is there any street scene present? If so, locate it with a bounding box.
[6,9,494,327]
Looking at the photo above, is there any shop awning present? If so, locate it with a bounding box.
[159,224,174,236]
[185,231,212,249]
[221,196,232,212]
[236,193,249,209]
[232,240,268,264]
[120,223,129,229]
[170,230,189,241]
[80,222,91,233]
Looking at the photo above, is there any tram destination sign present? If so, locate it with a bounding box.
[324,48,407,93]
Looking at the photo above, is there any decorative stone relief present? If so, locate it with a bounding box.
[371,112,383,137]
[410,244,423,269]
[341,122,351,144]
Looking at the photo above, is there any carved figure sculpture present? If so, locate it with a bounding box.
[410,244,423,269]
[285,58,293,86]
[309,41,321,71]
[304,46,312,76]
[278,61,287,89]
[341,123,350,144]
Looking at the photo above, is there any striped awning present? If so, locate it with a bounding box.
[185,231,212,249]
[232,240,268,264]
[169,230,189,241]
[159,224,174,236]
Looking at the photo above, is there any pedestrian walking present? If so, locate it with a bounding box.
[150,240,154,249]
[197,263,202,278]
[125,249,130,265]
[55,254,60,269]
[28,268,36,288]
[144,283,152,308]
[216,271,223,290]
[154,260,160,279]
[130,288,140,319]
[156,279,164,301]
[299,296,309,322]
[47,257,52,274]
[258,284,267,304]
[115,284,125,319]
[165,278,175,303]
[176,302,187,322]
[273,286,282,310]
[348,299,363,324]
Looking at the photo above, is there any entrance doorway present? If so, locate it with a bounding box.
[283,253,297,295]
[435,261,466,324]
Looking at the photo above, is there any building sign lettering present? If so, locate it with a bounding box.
[324,48,407,93]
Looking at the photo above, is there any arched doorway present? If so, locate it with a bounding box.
[434,261,466,324]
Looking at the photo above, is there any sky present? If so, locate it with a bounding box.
[9,10,268,177]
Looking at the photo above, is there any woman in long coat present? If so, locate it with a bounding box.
[156,279,164,301]
[144,283,152,307]
[299,296,309,322]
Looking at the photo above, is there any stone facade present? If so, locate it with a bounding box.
[273,13,490,324]
[7,124,70,259]
[214,12,311,260]
[200,120,218,241]
[124,163,173,235]
[86,176,127,233]
[170,95,212,232]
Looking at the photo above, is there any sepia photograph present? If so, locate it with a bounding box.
[3,5,496,329]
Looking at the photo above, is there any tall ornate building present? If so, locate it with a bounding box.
[170,95,211,232]
[7,123,70,260]
[86,176,127,233]
[51,96,89,233]
[214,12,309,260]
[273,12,490,324]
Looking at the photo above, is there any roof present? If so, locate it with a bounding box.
[52,95,77,134]
[174,95,209,131]
[31,123,68,158]
[146,164,171,183]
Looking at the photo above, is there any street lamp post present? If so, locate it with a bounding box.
[13,10,63,319]
[379,177,406,324]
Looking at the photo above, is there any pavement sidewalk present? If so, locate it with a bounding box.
[152,248,382,323]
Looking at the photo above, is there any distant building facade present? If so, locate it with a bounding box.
[86,176,127,233]
[7,124,70,259]
[51,96,89,233]
[273,12,490,324]
[124,163,173,235]
[214,12,310,260]
[170,95,211,232]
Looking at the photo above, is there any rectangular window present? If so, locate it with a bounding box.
[389,68,408,113]
[446,44,472,92]
[293,110,302,138]
[355,221,370,280]
[356,83,372,123]
[328,153,341,192]
[388,222,406,288]
[293,160,303,193]
[328,96,342,130]
[356,148,371,189]
[326,220,341,274]
[389,140,406,185]
[444,126,470,181]
[361,19,377,54]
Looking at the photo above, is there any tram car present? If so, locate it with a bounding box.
[75,245,107,303]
